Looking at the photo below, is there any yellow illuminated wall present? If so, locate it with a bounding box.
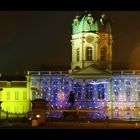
[0,87,30,114]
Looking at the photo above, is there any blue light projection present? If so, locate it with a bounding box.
[29,72,140,120]
[30,73,110,110]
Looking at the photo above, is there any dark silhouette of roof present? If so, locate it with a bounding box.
[0,75,26,81]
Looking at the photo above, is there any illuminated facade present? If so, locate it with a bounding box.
[26,12,140,119]
[0,76,30,114]
[26,71,71,109]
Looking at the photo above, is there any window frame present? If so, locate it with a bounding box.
[86,47,92,61]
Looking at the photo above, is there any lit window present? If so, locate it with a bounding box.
[32,80,36,86]
[6,92,10,100]
[114,91,119,102]
[76,48,80,61]
[125,87,131,102]
[137,81,140,85]
[41,80,48,86]
[64,81,69,85]
[86,47,92,60]
[0,92,2,100]
[126,93,131,102]
[126,80,131,85]
[100,47,106,61]
[125,87,132,94]
[114,80,119,85]
[23,106,25,113]
[42,88,47,99]
[23,91,27,100]
[14,106,18,113]
[6,106,10,112]
[32,91,36,100]
[53,81,57,85]
[113,87,120,93]
[97,84,105,100]
[138,91,140,102]
[85,84,94,99]
[73,83,81,99]
[7,82,11,86]
[15,92,19,100]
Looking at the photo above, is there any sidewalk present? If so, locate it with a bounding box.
[44,121,140,129]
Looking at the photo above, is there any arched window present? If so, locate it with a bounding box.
[100,47,106,61]
[125,87,131,102]
[113,87,120,102]
[97,84,105,99]
[73,83,81,99]
[87,47,92,60]
[76,48,80,61]
[85,84,94,100]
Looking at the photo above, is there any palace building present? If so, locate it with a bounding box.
[26,12,140,119]
[0,76,30,114]
[1,12,139,119]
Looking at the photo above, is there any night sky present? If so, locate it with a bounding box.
[0,11,140,75]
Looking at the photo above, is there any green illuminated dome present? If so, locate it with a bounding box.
[72,12,111,35]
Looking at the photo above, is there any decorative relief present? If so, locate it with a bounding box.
[98,40,107,47]
[85,35,94,43]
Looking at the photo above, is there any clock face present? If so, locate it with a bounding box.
[85,35,94,43]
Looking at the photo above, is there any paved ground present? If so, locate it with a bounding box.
[1,121,140,129]
[44,121,140,129]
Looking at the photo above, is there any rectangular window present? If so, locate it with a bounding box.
[41,80,48,87]
[32,91,36,100]
[15,92,19,100]
[87,47,92,60]
[137,81,140,85]
[23,106,25,113]
[126,80,131,85]
[98,92,105,100]
[138,92,140,102]
[32,80,36,86]
[7,82,11,86]
[6,92,10,100]
[100,48,106,61]
[114,92,119,102]
[6,106,10,112]
[126,96,131,102]
[126,91,131,102]
[114,80,119,85]
[0,92,2,100]
[76,48,80,61]
[14,106,18,113]
[23,91,27,100]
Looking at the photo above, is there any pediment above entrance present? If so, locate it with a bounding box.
[69,65,112,79]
